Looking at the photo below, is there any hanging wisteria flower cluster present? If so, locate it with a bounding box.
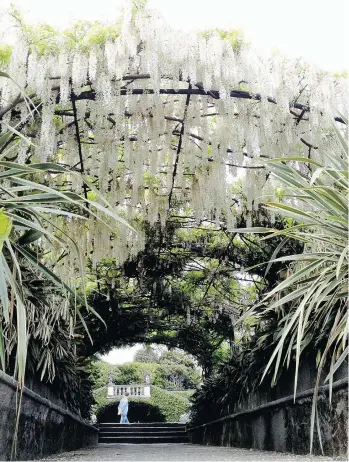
[0,3,347,271]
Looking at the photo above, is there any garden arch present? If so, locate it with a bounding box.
[0,2,347,391]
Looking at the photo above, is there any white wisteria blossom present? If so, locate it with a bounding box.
[0,4,347,275]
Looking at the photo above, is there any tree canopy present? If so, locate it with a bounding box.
[133,345,159,363]
[91,350,201,391]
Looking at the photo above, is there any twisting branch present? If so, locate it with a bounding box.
[300,137,318,168]
[0,93,22,120]
[194,82,219,100]
[199,232,237,306]
[168,83,191,210]
[296,109,307,125]
[71,95,89,207]
[3,81,346,125]
[293,84,308,105]
[71,87,346,125]
[171,129,265,169]
[300,137,318,151]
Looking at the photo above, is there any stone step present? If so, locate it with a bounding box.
[99,426,186,433]
[99,431,187,437]
[99,422,184,427]
[98,435,189,444]
[98,421,188,444]
[99,427,187,435]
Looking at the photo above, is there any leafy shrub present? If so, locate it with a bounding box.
[150,386,190,422]
[169,390,195,399]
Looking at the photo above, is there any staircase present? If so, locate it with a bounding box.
[98,422,189,444]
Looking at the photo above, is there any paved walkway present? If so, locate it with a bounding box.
[41,443,340,461]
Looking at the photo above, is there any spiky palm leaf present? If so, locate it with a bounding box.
[0,73,134,389]
[233,117,348,453]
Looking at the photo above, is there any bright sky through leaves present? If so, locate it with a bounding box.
[1,0,348,71]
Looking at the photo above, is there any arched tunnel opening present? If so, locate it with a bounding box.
[59,218,291,423]
[91,342,201,424]
[19,217,298,426]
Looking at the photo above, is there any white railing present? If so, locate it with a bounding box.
[107,384,151,399]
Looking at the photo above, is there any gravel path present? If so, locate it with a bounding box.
[41,443,341,461]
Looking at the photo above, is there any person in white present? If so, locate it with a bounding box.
[118,392,130,424]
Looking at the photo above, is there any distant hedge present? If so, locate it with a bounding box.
[168,390,195,400]
[95,386,190,423]
[97,400,165,423]
[150,386,189,422]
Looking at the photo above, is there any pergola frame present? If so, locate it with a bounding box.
[0,6,347,273]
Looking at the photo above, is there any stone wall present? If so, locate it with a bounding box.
[187,360,348,457]
[0,371,98,461]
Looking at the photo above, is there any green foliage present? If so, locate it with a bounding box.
[5,2,248,64]
[6,2,246,60]
[211,341,231,365]
[90,360,160,390]
[82,211,298,380]
[130,0,148,22]
[90,354,200,391]
[150,386,190,422]
[255,127,348,453]
[159,350,196,369]
[0,120,86,383]
[90,360,156,388]
[156,363,200,390]
[0,154,125,385]
[190,342,272,424]
[333,69,348,79]
[62,21,121,51]
[8,5,122,55]
[0,45,12,67]
[199,28,247,52]
[156,350,201,389]
[169,389,195,399]
[89,360,122,389]
[92,385,112,414]
[134,345,159,363]
[251,152,348,396]
[117,362,159,384]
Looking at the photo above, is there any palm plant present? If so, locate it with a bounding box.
[0,72,133,391]
[236,116,348,452]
